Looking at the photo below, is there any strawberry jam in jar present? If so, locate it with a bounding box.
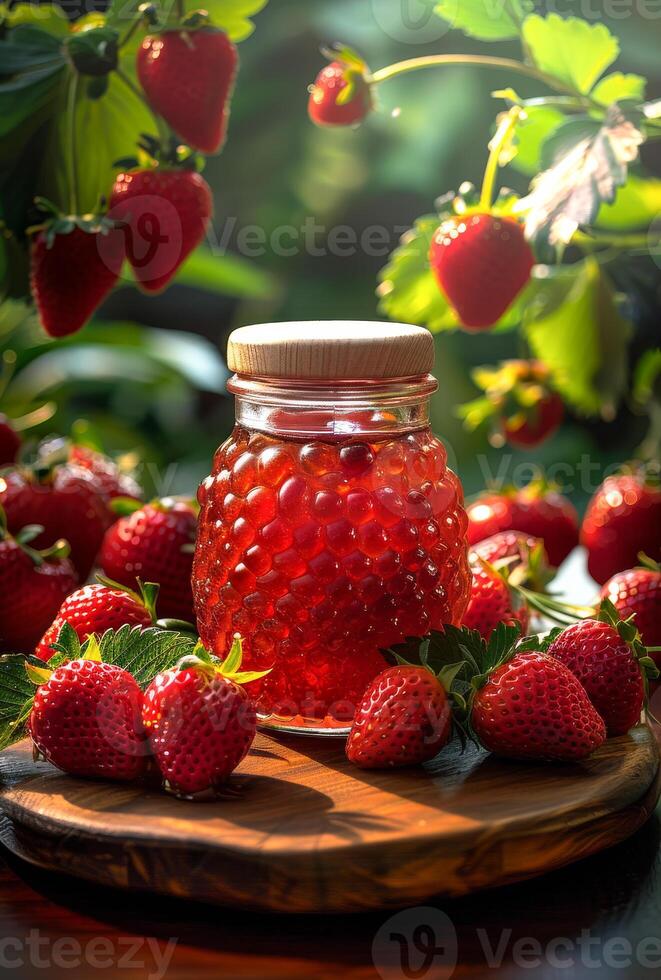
[193,322,471,733]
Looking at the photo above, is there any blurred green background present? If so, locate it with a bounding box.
[2,0,660,509]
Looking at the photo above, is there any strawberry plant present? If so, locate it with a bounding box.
[0,0,269,334]
[312,11,661,455]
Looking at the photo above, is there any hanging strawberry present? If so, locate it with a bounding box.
[109,138,212,294]
[137,12,238,155]
[29,208,125,338]
[459,360,564,449]
[308,46,373,127]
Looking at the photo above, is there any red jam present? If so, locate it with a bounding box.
[193,424,470,728]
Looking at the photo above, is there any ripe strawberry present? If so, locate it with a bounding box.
[601,561,661,653]
[99,498,197,622]
[547,602,658,736]
[110,168,212,293]
[470,530,550,575]
[29,655,148,781]
[467,481,579,568]
[69,444,143,505]
[30,222,124,338]
[34,580,157,662]
[138,27,237,154]
[308,59,373,127]
[462,561,529,640]
[0,461,111,580]
[0,515,77,653]
[346,665,452,769]
[503,391,564,449]
[0,415,21,465]
[471,649,606,761]
[142,637,261,797]
[430,214,535,330]
[581,471,661,585]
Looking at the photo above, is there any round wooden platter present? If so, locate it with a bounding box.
[0,727,659,914]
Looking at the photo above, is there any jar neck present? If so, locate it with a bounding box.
[227,374,437,440]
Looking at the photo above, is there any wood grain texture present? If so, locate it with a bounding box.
[226,321,435,379]
[0,727,658,914]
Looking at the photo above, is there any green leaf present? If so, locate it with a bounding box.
[523,259,630,418]
[509,106,566,176]
[377,215,459,332]
[0,654,38,751]
[522,15,619,94]
[189,0,269,40]
[97,625,197,689]
[519,106,645,246]
[434,0,533,40]
[592,72,646,106]
[633,349,661,406]
[596,175,661,231]
[5,3,70,37]
[0,62,65,140]
[40,66,152,213]
[176,248,278,300]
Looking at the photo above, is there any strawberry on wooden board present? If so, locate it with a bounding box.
[429,213,535,330]
[466,481,579,569]
[462,561,530,640]
[30,217,124,338]
[0,512,77,653]
[138,26,238,154]
[346,664,452,769]
[308,53,373,127]
[99,498,197,623]
[601,558,661,653]
[142,636,264,798]
[109,167,212,294]
[34,579,157,662]
[0,460,111,580]
[28,649,149,782]
[0,415,21,465]
[581,470,661,585]
[546,601,659,736]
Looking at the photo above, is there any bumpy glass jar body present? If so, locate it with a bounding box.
[193,377,471,733]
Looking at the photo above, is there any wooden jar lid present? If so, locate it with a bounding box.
[227,321,434,380]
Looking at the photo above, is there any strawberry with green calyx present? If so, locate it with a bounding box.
[346,658,456,769]
[427,623,607,762]
[109,139,212,294]
[0,455,111,580]
[462,558,530,640]
[34,577,159,662]
[99,497,197,622]
[28,637,150,782]
[546,599,660,736]
[581,467,661,585]
[29,200,125,338]
[471,531,554,588]
[0,507,77,653]
[429,108,535,331]
[466,478,579,569]
[142,635,266,798]
[137,10,238,155]
[601,555,661,655]
[308,45,373,128]
[459,360,564,450]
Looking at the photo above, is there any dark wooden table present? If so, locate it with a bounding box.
[2,748,661,980]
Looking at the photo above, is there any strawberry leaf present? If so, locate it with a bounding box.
[435,0,533,41]
[193,0,269,41]
[521,15,619,95]
[0,654,42,751]
[518,106,645,247]
[523,259,630,418]
[592,73,646,107]
[95,625,198,689]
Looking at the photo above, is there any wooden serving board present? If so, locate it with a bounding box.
[0,728,659,914]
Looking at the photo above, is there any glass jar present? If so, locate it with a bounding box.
[193,322,471,734]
